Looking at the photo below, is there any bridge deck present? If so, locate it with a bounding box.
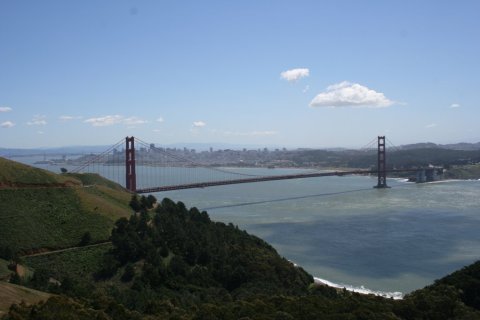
[135,170,377,193]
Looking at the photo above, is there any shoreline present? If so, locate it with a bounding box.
[313,277,404,300]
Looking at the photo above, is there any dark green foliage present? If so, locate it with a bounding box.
[0,246,15,260]
[4,295,141,320]
[129,194,157,213]
[121,263,135,282]
[60,167,68,173]
[429,261,480,310]
[29,266,52,291]
[23,244,106,298]
[111,198,313,296]
[95,253,119,280]
[146,194,157,208]
[79,232,92,246]
[129,194,142,212]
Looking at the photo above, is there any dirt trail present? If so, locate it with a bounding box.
[21,241,111,258]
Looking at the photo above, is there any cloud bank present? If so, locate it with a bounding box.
[280,68,309,82]
[310,81,394,108]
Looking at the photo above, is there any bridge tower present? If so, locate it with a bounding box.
[125,136,136,192]
[375,136,388,188]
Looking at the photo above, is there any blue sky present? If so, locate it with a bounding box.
[1,1,479,149]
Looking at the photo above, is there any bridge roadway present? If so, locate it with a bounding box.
[134,169,384,194]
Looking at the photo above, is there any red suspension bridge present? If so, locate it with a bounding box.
[70,136,438,194]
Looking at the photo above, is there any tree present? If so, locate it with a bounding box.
[147,195,157,208]
[121,263,135,282]
[60,167,68,173]
[0,246,14,260]
[79,232,92,246]
[129,195,141,212]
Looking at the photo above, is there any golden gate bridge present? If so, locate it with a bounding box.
[70,136,436,194]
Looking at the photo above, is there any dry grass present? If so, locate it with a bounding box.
[0,281,52,317]
[75,185,132,220]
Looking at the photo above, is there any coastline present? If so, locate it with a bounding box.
[313,277,404,300]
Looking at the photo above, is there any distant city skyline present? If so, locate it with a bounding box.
[1,1,479,148]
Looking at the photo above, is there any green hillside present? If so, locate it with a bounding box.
[0,157,76,186]
[0,158,132,254]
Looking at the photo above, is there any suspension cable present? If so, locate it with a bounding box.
[135,137,261,177]
[71,138,125,173]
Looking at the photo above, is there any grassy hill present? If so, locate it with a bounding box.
[0,157,132,254]
[0,157,76,186]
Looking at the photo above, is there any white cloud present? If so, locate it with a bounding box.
[449,103,461,108]
[280,68,309,82]
[85,115,123,127]
[193,121,206,127]
[84,115,148,127]
[425,123,438,128]
[59,115,83,121]
[302,85,310,93]
[27,115,47,126]
[123,117,148,126]
[156,117,164,123]
[1,121,15,128]
[0,106,12,112]
[309,81,394,108]
[37,131,44,135]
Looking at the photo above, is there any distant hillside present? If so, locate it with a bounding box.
[400,142,480,151]
[0,145,111,157]
[0,158,132,254]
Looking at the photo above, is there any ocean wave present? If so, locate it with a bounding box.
[314,277,404,300]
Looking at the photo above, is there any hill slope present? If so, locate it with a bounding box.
[0,157,132,253]
[0,282,51,318]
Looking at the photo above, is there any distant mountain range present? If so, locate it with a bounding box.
[1,141,480,156]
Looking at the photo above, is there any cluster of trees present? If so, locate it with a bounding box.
[100,197,312,296]
[129,194,157,213]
